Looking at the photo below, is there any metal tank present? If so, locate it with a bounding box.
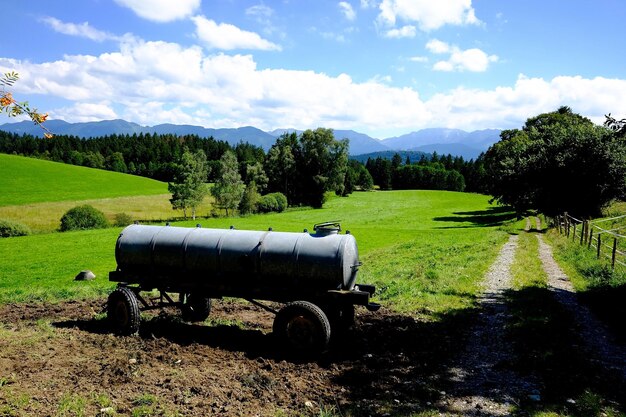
[112,223,361,293]
[107,222,379,354]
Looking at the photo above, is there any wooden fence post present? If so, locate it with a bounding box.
[580,221,585,245]
[573,223,577,241]
[588,229,593,249]
[597,234,602,259]
[612,237,618,269]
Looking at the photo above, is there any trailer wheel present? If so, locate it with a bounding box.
[107,287,141,335]
[273,301,331,354]
[180,293,211,322]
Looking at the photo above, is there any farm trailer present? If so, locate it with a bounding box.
[107,222,380,353]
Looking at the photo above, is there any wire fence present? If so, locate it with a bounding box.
[554,212,626,270]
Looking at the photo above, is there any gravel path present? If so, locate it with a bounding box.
[535,224,626,381]
[439,234,538,416]
[437,216,625,415]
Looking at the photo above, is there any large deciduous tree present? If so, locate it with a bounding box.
[168,148,209,220]
[484,107,626,217]
[211,150,245,216]
[265,128,349,208]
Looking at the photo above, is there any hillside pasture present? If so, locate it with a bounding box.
[0,153,166,206]
[0,153,216,232]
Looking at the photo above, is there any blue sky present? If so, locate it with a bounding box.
[1,0,625,138]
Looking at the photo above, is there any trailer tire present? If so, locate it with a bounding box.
[107,287,141,335]
[273,301,331,354]
[180,293,211,322]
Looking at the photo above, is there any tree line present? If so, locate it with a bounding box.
[0,128,490,216]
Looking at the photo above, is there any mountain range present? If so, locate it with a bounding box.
[0,119,502,159]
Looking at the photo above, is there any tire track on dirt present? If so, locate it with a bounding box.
[439,234,538,416]
[536,228,626,382]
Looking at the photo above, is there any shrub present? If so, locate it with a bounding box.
[60,205,109,232]
[272,192,288,212]
[257,194,277,213]
[0,219,31,237]
[257,193,288,213]
[113,212,134,227]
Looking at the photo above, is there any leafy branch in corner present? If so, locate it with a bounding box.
[604,113,626,137]
[0,71,53,138]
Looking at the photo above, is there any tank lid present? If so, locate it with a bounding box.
[313,221,341,236]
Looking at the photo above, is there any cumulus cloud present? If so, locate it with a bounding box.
[427,39,498,72]
[192,15,281,51]
[52,102,118,122]
[113,0,200,22]
[2,42,625,137]
[384,25,416,38]
[339,2,357,21]
[41,17,119,42]
[378,0,480,31]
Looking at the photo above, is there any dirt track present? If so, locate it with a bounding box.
[0,298,475,416]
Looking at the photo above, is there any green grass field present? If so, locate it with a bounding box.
[0,153,167,206]
[0,189,515,313]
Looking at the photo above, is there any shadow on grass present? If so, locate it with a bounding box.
[433,206,518,228]
[578,283,626,343]
[504,286,626,415]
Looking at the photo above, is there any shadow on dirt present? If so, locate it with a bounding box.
[433,206,517,228]
[52,288,626,416]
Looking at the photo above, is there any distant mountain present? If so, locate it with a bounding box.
[382,128,500,149]
[410,143,484,161]
[268,128,389,155]
[382,128,467,149]
[0,119,277,149]
[0,120,501,158]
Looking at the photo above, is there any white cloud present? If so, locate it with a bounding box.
[339,2,357,21]
[378,0,480,31]
[427,39,498,72]
[192,15,281,51]
[425,39,451,54]
[113,0,200,22]
[384,25,416,38]
[41,17,119,42]
[2,42,625,137]
[52,102,118,122]
[409,56,428,63]
[360,0,377,8]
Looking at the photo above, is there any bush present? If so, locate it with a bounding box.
[272,192,288,212]
[60,205,109,232]
[257,193,288,213]
[113,212,134,227]
[0,219,31,237]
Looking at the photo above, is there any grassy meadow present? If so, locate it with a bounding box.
[0,178,516,313]
[0,153,167,206]
[0,154,214,232]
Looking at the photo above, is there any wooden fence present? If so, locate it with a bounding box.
[554,212,626,269]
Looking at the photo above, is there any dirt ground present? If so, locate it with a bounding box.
[0,298,469,417]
